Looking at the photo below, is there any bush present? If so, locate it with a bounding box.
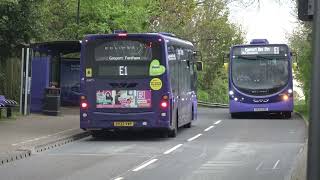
[197,68,228,104]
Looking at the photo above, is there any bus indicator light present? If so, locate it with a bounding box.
[162,95,169,100]
[282,95,289,101]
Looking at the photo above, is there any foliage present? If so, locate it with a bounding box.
[151,0,245,103]
[0,0,44,98]
[39,0,155,41]
[0,0,43,57]
[289,23,312,112]
[0,0,244,103]
[294,100,309,121]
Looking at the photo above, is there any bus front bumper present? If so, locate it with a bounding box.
[229,99,293,113]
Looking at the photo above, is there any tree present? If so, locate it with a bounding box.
[289,23,312,105]
[0,0,43,58]
[151,0,245,103]
[0,0,44,97]
[39,0,156,41]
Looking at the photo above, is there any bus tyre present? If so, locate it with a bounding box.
[91,131,104,139]
[231,113,238,119]
[283,112,291,119]
[184,122,191,128]
[184,107,193,128]
[168,118,178,138]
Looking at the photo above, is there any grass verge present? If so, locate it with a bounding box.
[294,100,308,123]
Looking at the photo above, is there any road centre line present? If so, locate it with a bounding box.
[187,134,202,142]
[273,160,280,169]
[163,144,183,155]
[132,159,158,172]
[204,126,214,132]
[214,120,222,125]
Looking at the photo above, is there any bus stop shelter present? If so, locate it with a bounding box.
[20,41,81,115]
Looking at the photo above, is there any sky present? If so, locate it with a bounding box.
[228,0,298,44]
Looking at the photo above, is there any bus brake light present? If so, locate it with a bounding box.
[161,101,168,108]
[118,33,127,37]
[81,102,88,109]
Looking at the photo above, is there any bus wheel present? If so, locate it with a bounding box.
[282,112,292,119]
[91,130,104,139]
[184,108,192,128]
[184,122,191,128]
[169,115,178,138]
[231,113,238,119]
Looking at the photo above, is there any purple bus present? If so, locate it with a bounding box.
[228,39,293,118]
[80,31,203,137]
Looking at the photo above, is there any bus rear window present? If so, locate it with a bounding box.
[94,40,153,62]
[87,39,162,78]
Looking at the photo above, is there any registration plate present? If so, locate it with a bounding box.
[113,122,134,127]
[254,107,269,112]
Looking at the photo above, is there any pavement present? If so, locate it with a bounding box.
[0,108,307,180]
[0,107,88,165]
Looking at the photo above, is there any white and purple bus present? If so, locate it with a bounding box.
[228,39,293,118]
[80,31,203,137]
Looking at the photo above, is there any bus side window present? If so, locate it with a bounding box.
[176,48,191,93]
[168,46,178,94]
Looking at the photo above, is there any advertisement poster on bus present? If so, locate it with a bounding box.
[96,90,152,108]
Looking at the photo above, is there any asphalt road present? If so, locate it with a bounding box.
[0,108,306,180]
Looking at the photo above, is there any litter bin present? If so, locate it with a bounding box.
[43,87,61,116]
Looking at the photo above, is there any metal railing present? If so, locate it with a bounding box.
[198,101,229,108]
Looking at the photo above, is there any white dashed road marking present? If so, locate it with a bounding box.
[187,134,202,142]
[214,120,222,125]
[256,161,264,171]
[114,177,124,180]
[132,159,158,172]
[204,126,214,132]
[273,160,280,169]
[163,144,183,155]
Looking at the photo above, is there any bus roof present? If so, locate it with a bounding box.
[231,43,289,49]
[83,33,194,47]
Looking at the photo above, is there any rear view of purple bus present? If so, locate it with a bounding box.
[80,32,203,137]
[228,39,293,118]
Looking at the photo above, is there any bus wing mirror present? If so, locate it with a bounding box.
[193,51,202,61]
[196,61,203,71]
[223,53,230,64]
[290,51,299,70]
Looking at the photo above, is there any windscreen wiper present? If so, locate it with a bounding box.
[234,55,257,60]
[257,55,287,60]
[256,55,274,60]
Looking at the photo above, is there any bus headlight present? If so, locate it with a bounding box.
[234,97,238,101]
[282,95,289,101]
[288,89,293,94]
[229,90,234,96]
